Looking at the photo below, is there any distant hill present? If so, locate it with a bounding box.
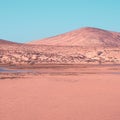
[0,39,18,45]
[28,27,120,47]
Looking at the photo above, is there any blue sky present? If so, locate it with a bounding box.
[0,0,120,43]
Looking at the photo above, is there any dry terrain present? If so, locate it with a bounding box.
[0,64,120,120]
[0,27,120,65]
[29,27,120,47]
[0,44,120,64]
[0,27,120,120]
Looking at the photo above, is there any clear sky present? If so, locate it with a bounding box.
[0,0,120,43]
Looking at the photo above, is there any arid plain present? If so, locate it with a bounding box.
[0,27,120,120]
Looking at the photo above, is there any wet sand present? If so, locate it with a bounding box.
[0,64,120,120]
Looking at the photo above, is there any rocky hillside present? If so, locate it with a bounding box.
[0,44,120,65]
[29,27,120,47]
[0,27,120,65]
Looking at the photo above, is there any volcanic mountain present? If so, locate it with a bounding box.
[29,27,120,47]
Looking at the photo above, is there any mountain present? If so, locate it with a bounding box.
[28,27,120,47]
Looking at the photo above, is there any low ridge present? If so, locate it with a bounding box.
[29,27,120,47]
[0,39,18,45]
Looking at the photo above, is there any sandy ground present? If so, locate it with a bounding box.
[0,65,120,120]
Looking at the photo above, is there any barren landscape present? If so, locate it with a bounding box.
[0,64,120,120]
[0,27,120,65]
[0,27,120,120]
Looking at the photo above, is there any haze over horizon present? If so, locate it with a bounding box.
[0,0,120,43]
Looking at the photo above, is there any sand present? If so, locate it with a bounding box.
[0,64,120,120]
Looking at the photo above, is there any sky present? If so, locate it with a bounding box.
[0,0,120,43]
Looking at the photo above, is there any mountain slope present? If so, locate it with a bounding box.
[29,27,120,47]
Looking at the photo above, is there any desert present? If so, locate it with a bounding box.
[0,27,120,120]
[0,64,120,120]
[0,27,120,65]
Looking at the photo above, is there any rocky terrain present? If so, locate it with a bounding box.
[0,27,120,65]
[29,27,120,47]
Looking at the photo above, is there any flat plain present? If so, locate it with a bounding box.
[0,64,120,120]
